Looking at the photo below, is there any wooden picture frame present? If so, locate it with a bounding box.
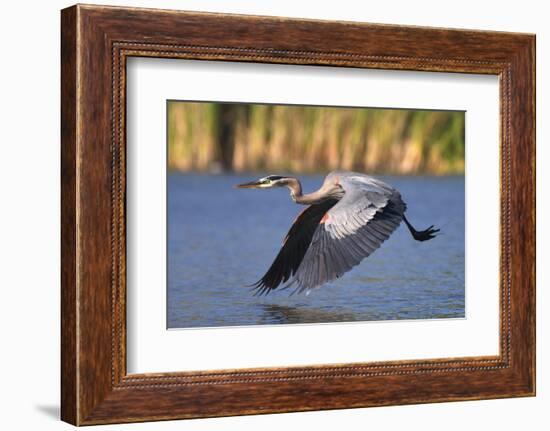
[61,4,535,425]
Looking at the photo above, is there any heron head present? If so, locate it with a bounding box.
[235,175,288,189]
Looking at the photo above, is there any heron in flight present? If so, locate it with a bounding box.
[236,172,439,296]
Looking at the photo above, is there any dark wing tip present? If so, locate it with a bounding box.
[247,199,339,297]
[247,279,277,297]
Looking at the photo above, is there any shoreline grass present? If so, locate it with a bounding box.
[168,101,465,176]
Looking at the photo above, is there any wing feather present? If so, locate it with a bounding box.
[286,174,406,294]
[251,198,339,295]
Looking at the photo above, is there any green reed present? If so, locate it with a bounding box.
[168,101,465,175]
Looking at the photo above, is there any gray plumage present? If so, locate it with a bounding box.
[236,171,438,295]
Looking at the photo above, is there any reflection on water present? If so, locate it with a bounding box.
[258,304,359,325]
[167,173,465,329]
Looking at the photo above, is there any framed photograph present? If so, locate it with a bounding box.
[61,4,535,425]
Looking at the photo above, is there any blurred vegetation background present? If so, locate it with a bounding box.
[167,101,465,175]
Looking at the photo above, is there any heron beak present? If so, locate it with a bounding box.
[235,180,265,189]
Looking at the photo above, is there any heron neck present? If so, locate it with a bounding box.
[286,178,328,205]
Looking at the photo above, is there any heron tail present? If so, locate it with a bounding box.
[403,214,440,242]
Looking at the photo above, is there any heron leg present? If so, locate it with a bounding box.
[403,214,440,242]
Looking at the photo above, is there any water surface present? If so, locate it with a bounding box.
[167,173,465,328]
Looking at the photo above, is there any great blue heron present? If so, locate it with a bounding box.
[236,172,439,296]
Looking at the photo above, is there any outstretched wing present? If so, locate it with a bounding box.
[251,198,339,296]
[286,174,406,294]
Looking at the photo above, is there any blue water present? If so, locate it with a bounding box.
[167,173,465,328]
